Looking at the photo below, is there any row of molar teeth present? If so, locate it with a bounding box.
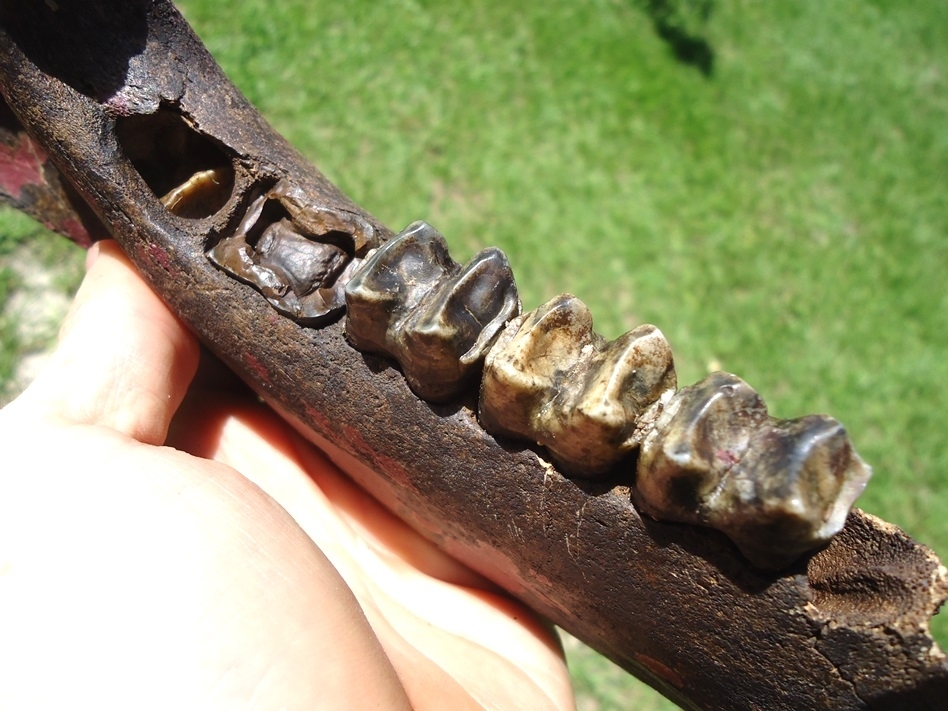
[634,371,873,569]
[344,221,521,403]
[203,195,873,571]
[479,293,677,477]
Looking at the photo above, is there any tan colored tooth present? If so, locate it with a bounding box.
[480,294,677,476]
[160,165,233,218]
[345,221,521,402]
[635,372,872,569]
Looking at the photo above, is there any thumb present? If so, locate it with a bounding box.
[18,239,200,445]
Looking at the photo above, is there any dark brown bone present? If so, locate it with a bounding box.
[1,3,946,709]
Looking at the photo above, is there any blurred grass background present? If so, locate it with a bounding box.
[1,0,946,708]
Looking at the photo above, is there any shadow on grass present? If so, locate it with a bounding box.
[637,0,715,77]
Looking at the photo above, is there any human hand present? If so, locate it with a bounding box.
[0,240,574,710]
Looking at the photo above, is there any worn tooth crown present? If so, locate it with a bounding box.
[208,179,379,325]
[717,414,872,569]
[480,293,677,477]
[635,372,872,569]
[636,371,769,513]
[345,221,521,403]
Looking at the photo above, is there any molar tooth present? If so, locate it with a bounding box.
[345,221,521,402]
[635,372,769,517]
[479,294,595,443]
[712,415,872,569]
[344,221,454,355]
[634,372,872,569]
[208,184,371,326]
[480,294,677,477]
[397,247,520,401]
[160,165,233,218]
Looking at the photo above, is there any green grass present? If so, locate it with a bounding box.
[2,0,947,707]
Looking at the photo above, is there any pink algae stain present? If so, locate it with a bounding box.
[633,652,685,688]
[242,353,272,387]
[0,133,48,197]
[716,449,740,467]
[304,404,333,433]
[340,422,414,490]
[145,242,174,273]
[55,217,96,248]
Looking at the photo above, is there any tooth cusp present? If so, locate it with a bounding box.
[480,294,677,477]
[345,221,521,402]
[635,372,872,569]
[714,415,872,569]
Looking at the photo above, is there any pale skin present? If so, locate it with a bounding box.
[0,240,575,710]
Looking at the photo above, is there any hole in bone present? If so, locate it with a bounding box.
[115,105,235,219]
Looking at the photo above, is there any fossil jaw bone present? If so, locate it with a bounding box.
[206,201,872,569]
[344,221,521,403]
[479,293,677,477]
[634,372,873,569]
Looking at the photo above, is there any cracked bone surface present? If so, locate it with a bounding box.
[344,221,521,403]
[635,371,873,569]
[479,293,677,477]
[208,181,377,326]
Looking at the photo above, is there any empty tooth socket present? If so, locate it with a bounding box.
[344,221,521,403]
[635,372,872,569]
[479,293,677,477]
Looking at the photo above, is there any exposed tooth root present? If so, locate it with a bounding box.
[345,221,521,403]
[208,179,380,326]
[160,165,233,218]
[635,372,872,569]
[479,293,677,477]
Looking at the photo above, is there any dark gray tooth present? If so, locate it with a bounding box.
[343,221,455,356]
[635,372,769,517]
[207,179,378,326]
[634,372,872,569]
[712,415,871,569]
[267,179,378,255]
[480,293,677,477]
[397,247,520,401]
[345,221,521,402]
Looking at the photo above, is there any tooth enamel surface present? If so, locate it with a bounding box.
[480,294,677,476]
[345,221,520,403]
[635,372,873,569]
[207,181,378,326]
[636,372,769,514]
[713,415,872,569]
[160,165,233,218]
